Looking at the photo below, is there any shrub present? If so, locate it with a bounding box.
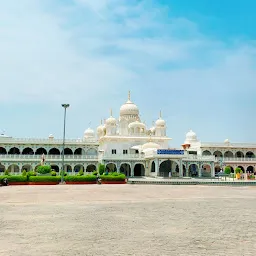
[28,176,61,182]
[4,169,10,176]
[64,175,97,182]
[37,165,51,174]
[0,175,27,182]
[224,166,231,175]
[22,170,27,176]
[92,171,98,176]
[235,167,241,174]
[60,170,67,177]
[27,171,37,177]
[110,172,119,176]
[78,169,84,176]
[51,171,57,176]
[100,173,126,181]
[98,164,105,175]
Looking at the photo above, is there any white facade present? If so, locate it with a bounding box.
[0,92,255,177]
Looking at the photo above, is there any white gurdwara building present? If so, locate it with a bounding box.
[0,92,255,177]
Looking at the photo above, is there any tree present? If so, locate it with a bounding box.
[224,166,231,174]
[98,164,105,175]
[37,165,51,174]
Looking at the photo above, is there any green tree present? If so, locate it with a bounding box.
[224,166,231,175]
[98,164,105,175]
[37,165,51,174]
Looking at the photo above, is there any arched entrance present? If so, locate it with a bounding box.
[21,164,32,171]
[246,166,254,173]
[224,151,233,158]
[225,166,234,173]
[188,164,198,177]
[246,152,255,158]
[73,165,82,173]
[134,164,145,176]
[120,163,131,177]
[8,147,20,154]
[64,164,73,173]
[202,164,211,177]
[151,161,155,172]
[22,147,34,155]
[106,163,117,172]
[238,166,245,172]
[202,150,211,156]
[0,147,7,154]
[235,152,244,158]
[87,148,98,156]
[62,148,73,155]
[213,151,223,158]
[51,165,59,172]
[159,160,179,178]
[8,164,19,173]
[35,148,47,155]
[49,148,60,155]
[86,164,96,172]
[0,164,5,173]
[74,148,85,155]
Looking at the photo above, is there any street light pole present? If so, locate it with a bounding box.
[60,104,70,184]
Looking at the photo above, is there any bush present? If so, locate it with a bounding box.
[64,175,97,182]
[235,167,242,174]
[60,170,67,176]
[4,169,10,176]
[224,166,231,175]
[78,169,84,176]
[0,175,27,182]
[100,173,126,181]
[51,171,57,176]
[92,171,98,176]
[28,176,61,182]
[37,165,51,174]
[22,170,27,176]
[27,171,37,177]
[98,164,105,175]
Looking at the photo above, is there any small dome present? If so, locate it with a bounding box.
[97,125,104,133]
[150,127,156,133]
[224,139,230,144]
[128,120,146,129]
[49,134,54,139]
[155,118,166,127]
[120,91,139,117]
[185,129,198,143]
[84,128,95,138]
[106,116,116,126]
[142,141,160,151]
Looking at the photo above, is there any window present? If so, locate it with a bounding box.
[135,150,139,154]
[112,149,117,154]
[123,149,128,154]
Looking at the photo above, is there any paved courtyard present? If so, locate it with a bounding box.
[0,184,256,256]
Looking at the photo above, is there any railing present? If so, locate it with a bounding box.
[216,157,256,162]
[184,155,216,161]
[102,154,143,160]
[0,154,98,160]
[201,142,256,148]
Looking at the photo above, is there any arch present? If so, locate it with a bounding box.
[74,164,84,173]
[74,148,86,155]
[159,160,179,178]
[246,151,255,158]
[106,163,117,172]
[61,148,73,155]
[35,148,47,155]
[21,164,32,171]
[120,163,131,177]
[0,164,5,173]
[0,147,7,154]
[48,148,60,155]
[202,150,211,156]
[86,164,96,172]
[238,166,245,172]
[224,151,233,158]
[8,147,20,154]
[201,164,211,177]
[213,151,223,158]
[22,147,34,155]
[188,164,199,177]
[134,163,145,176]
[86,148,98,156]
[64,164,73,173]
[8,164,19,173]
[246,166,254,173]
[235,151,244,158]
[225,166,234,173]
[215,165,221,174]
[151,161,155,172]
[51,165,59,172]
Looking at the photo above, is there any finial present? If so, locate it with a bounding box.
[160,110,162,118]
[149,133,152,142]
[100,119,102,125]
[128,90,131,101]
[110,108,113,116]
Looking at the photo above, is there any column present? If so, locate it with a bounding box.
[186,163,189,177]
[198,163,202,177]
[130,162,134,177]
[155,158,159,177]
[211,162,215,177]
[116,162,120,173]
[179,160,183,178]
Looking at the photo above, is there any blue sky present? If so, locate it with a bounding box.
[0,0,256,147]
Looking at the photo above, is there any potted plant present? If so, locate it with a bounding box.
[235,167,241,179]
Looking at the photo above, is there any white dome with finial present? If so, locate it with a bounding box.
[120,91,139,117]
[84,128,95,138]
[184,129,198,144]
[106,109,117,126]
[155,111,166,127]
[97,120,104,133]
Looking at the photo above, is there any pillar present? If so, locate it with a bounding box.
[155,158,159,177]
[130,162,134,177]
[179,160,183,178]
[211,162,215,177]
[198,163,202,177]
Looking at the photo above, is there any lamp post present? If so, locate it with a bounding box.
[60,104,70,184]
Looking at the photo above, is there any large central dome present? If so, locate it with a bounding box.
[120,91,139,117]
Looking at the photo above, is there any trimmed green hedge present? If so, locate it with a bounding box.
[64,175,97,182]
[0,175,27,182]
[100,173,126,181]
[28,176,61,182]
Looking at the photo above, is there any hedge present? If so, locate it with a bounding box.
[64,175,97,182]
[100,174,126,181]
[28,176,61,182]
[0,175,27,182]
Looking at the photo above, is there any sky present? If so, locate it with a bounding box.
[0,0,256,147]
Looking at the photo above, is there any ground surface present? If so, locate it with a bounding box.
[0,185,256,256]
